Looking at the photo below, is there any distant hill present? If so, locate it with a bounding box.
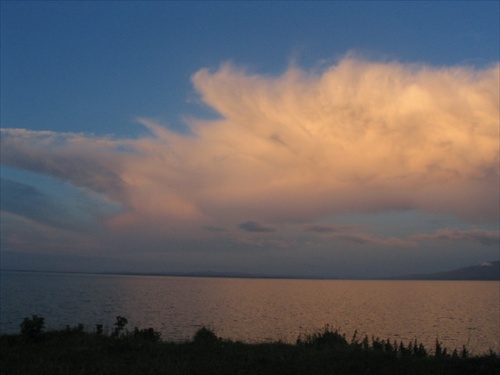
[392,261,500,281]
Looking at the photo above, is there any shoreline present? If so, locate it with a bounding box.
[1,316,498,375]
[2,267,499,281]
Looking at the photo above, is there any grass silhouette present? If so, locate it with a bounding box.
[1,316,498,375]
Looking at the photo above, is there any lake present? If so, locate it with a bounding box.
[0,271,498,354]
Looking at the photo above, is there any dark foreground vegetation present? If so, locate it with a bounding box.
[1,316,498,375]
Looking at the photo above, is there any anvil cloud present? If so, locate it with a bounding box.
[1,57,499,275]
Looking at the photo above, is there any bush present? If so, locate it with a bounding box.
[193,327,219,345]
[297,325,348,348]
[95,324,103,335]
[20,315,45,341]
[112,316,128,337]
[65,323,85,335]
[133,327,161,343]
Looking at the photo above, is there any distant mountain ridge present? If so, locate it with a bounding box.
[391,261,500,281]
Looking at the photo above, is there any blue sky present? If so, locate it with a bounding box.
[1,1,499,277]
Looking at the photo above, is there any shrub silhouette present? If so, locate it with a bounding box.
[112,316,128,337]
[297,325,348,348]
[193,327,219,345]
[65,323,84,335]
[20,315,45,341]
[95,324,103,335]
[133,327,161,343]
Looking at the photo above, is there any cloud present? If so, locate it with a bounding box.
[0,175,116,231]
[1,56,499,236]
[239,221,276,233]
[302,223,499,248]
[0,211,105,255]
[305,224,357,233]
[0,129,127,198]
[203,225,227,232]
[412,228,500,246]
[0,178,65,228]
[303,223,416,247]
[330,233,416,247]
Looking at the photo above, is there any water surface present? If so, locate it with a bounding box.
[1,271,498,354]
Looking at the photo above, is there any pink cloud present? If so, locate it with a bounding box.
[412,228,500,246]
[1,56,498,236]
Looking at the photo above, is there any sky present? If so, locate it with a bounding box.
[1,1,499,278]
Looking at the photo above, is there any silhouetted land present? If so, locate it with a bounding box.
[390,261,500,281]
[2,260,498,280]
[1,316,498,375]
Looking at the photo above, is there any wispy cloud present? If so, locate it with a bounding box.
[303,223,416,247]
[305,224,357,233]
[412,228,500,246]
[0,128,126,197]
[302,224,499,248]
[239,221,276,233]
[1,56,498,242]
[0,211,105,255]
[330,233,417,247]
